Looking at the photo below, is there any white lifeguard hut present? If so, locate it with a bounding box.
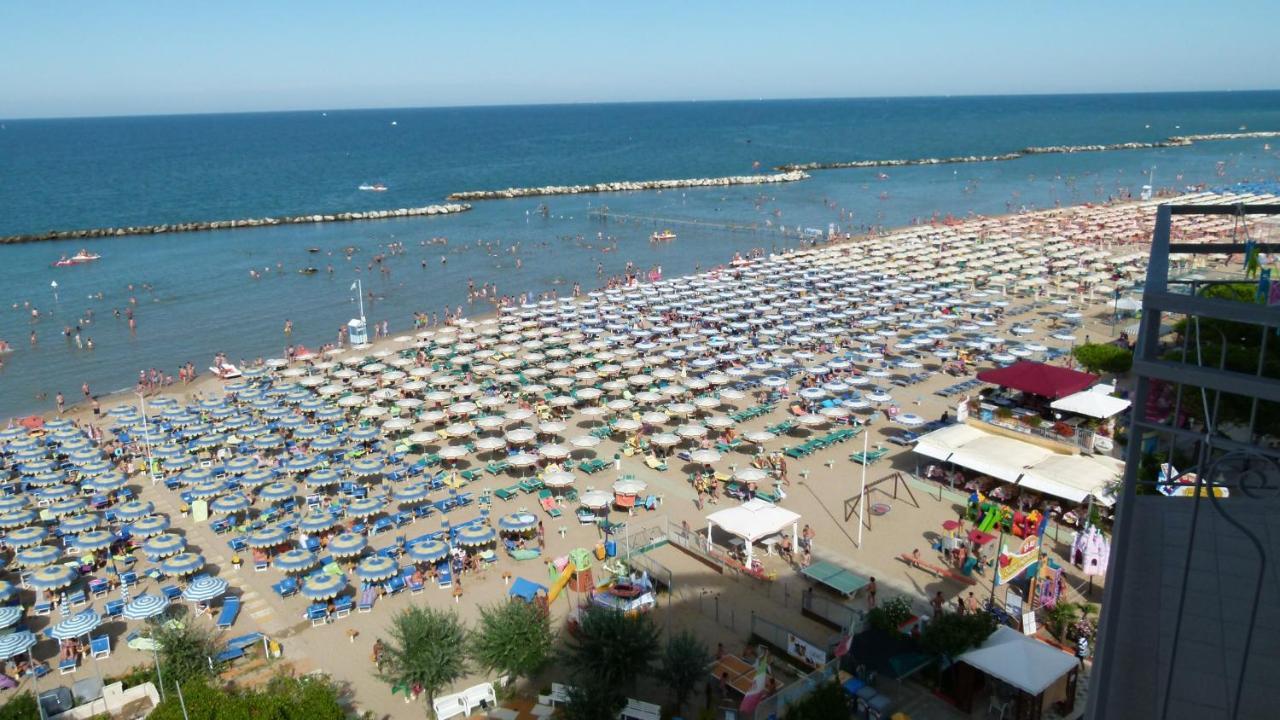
[348,278,369,347]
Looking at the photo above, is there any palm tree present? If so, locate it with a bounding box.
[653,630,712,714]
[471,598,555,681]
[561,607,660,690]
[376,605,469,707]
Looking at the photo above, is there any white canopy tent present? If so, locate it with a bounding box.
[1017,454,1122,506]
[1049,389,1131,419]
[958,626,1077,704]
[705,498,800,566]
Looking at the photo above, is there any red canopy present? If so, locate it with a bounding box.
[976,361,1097,400]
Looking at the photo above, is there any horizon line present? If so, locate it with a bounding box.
[4,87,1279,123]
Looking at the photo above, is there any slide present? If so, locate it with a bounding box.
[977,509,999,533]
[547,563,574,604]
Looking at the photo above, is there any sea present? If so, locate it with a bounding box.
[1,91,1279,418]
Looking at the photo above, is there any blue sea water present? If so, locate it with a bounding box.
[1,92,1278,417]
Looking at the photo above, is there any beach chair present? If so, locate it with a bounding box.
[437,566,452,589]
[104,599,124,619]
[307,603,330,626]
[357,586,377,613]
[385,575,406,595]
[161,584,182,601]
[494,485,520,501]
[59,657,77,675]
[539,496,562,518]
[406,569,425,595]
[272,577,299,598]
[216,596,241,630]
[90,635,110,660]
[67,589,87,607]
[333,595,353,618]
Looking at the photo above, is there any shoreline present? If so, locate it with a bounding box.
[0,202,471,246]
[445,170,809,201]
[775,130,1280,171]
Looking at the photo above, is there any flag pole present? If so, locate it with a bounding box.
[856,430,867,548]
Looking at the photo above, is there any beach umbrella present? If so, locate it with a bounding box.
[50,609,101,640]
[282,455,320,474]
[182,575,229,603]
[355,556,398,583]
[142,533,186,559]
[304,468,341,487]
[258,482,296,504]
[275,549,319,574]
[0,581,15,604]
[349,426,379,443]
[438,445,469,462]
[349,457,383,478]
[161,552,206,577]
[223,456,258,474]
[328,532,367,557]
[497,512,538,532]
[16,545,62,568]
[0,631,36,661]
[392,482,431,504]
[72,530,117,552]
[189,479,227,500]
[114,500,155,522]
[896,413,926,427]
[209,492,251,515]
[129,514,171,537]
[302,573,346,601]
[35,485,77,502]
[454,525,497,547]
[0,509,37,529]
[0,606,22,630]
[123,594,169,621]
[570,435,601,450]
[245,526,289,549]
[612,478,647,495]
[240,467,276,487]
[0,497,28,514]
[579,490,612,510]
[543,470,575,488]
[27,564,77,590]
[407,539,449,564]
[299,511,340,534]
[82,471,128,493]
[48,498,89,519]
[5,525,48,548]
[346,497,386,519]
[690,449,723,465]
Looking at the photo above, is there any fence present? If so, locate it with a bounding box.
[747,656,841,720]
[801,588,866,634]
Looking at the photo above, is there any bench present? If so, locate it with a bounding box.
[620,698,662,720]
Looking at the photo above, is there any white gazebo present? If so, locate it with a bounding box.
[705,498,800,565]
[957,626,1079,715]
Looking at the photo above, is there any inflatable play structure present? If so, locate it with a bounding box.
[967,497,1047,539]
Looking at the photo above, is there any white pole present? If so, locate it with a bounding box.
[356,279,365,325]
[856,431,868,548]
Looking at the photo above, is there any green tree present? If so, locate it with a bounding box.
[377,605,469,706]
[0,692,39,720]
[471,599,555,681]
[153,621,219,688]
[561,607,660,691]
[919,611,997,659]
[652,630,712,713]
[560,679,627,720]
[149,674,346,720]
[1072,343,1133,374]
[784,680,850,720]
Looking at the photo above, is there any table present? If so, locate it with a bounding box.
[761,535,780,556]
[801,559,870,598]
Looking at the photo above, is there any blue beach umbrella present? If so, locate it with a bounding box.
[75,459,114,476]
[129,514,171,538]
[24,469,63,486]
[188,433,225,451]
[349,426,379,444]
[161,552,205,577]
[355,556,398,583]
[392,482,431,504]
[345,497,385,519]
[315,407,343,423]
[309,435,343,452]
[48,498,88,518]
[161,456,193,471]
[35,484,77,502]
[0,427,28,442]
[0,497,28,514]
[198,398,226,411]
[258,482,295,504]
[82,471,128,493]
[27,564,77,590]
[454,525,497,547]
[0,606,22,629]
[282,455,319,474]
[299,511,340,534]
[182,576,228,603]
[276,415,306,429]
[16,545,61,568]
[209,492,251,515]
[114,500,155,522]
[142,533,186,559]
[245,526,289,549]
[292,423,325,439]
[252,434,285,451]
[208,406,235,420]
[72,530,117,552]
[123,594,169,621]
[407,539,449,564]
[180,467,213,485]
[328,533,367,558]
[59,513,101,535]
[67,448,102,464]
[152,444,186,460]
[348,457,382,478]
[304,469,340,488]
[239,467,275,487]
[497,512,539,533]
[301,573,346,601]
[50,609,101,640]
[19,460,56,476]
[240,423,271,438]
[189,479,227,500]
[223,456,258,474]
[4,525,48,548]
[0,631,36,660]
[274,549,318,574]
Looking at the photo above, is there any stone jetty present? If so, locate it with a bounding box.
[778,130,1280,172]
[446,171,809,200]
[0,203,472,245]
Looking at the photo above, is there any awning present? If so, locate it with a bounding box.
[959,626,1077,696]
[1018,454,1121,506]
[706,499,800,544]
[977,361,1098,400]
[1049,390,1131,419]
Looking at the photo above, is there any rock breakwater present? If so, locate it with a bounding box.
[446,171,808,200]
[0,203,472,245]
[777,130,1280,172]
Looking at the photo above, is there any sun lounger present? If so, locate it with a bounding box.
[540,496,562,518]
[308,603,330,626]
[216,596,241,629]
[850,448,889,465]
[272,577,298,598]
[333,595,353,618]
[358,586,378,613]
[59,657,77,675]
[89,635,110,659]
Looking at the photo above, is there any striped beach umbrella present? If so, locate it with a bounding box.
[392,482,431,504]
[407,539,449,564]
[182,576,228,603]
[355,556,398,583]
[273,549,318,574]
[19,461,57,477]
[0,509,37,529]
[454,525,497,547]
[74,459,113,475]
[222,456,258,475]
[0,581,16,603]
[328,532,367,558]
[161,552,205,577]
[179,467,214,486]
[348,457,383,478]
[0,606,22,629]
[129,514,171,538]
[4,525,48,548]
[298,511,340,534]
[123,593,169,621]
[59,513,101,535]
[16,545,62,568]
[209,492,251,515]
[282,455,319,474]
[310,435,343,451]
[239,467,275,487]
[252,434,285,451]
[189,479,227,500]
[142,533,186,559]
[0,497,28,514]
[257,482,295,504]
[304,468,340,488]
[497,512,538,533]
[27,564,77,590]
[72,530,117,552]
[48,498,88,518]
[50,609,101,640]
[81,471,128,493]
[302,573,346,601]
[35,484,77,502]
[161,456,193,471]
[348,426,379,444]
[114,500,155,522]
[345,497,385,519]
[0,631,36,660]
[245,526,288,549]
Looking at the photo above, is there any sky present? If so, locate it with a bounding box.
[2,0,1277,119]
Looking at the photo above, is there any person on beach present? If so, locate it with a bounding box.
[866,577,877,608]
[56,392,65,415]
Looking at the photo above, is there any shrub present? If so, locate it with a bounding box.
[867,597,914,633]
[920,611,997,659]
[1072,343,1133,374]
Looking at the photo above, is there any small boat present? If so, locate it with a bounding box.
[209,363,242,380]
[52,250,101,267]
[650,230,676,243]
[358,183,388,192]
[306,247,321,254]
[298,267,318,275]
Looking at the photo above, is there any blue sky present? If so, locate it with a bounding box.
[2,1,1276,118]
